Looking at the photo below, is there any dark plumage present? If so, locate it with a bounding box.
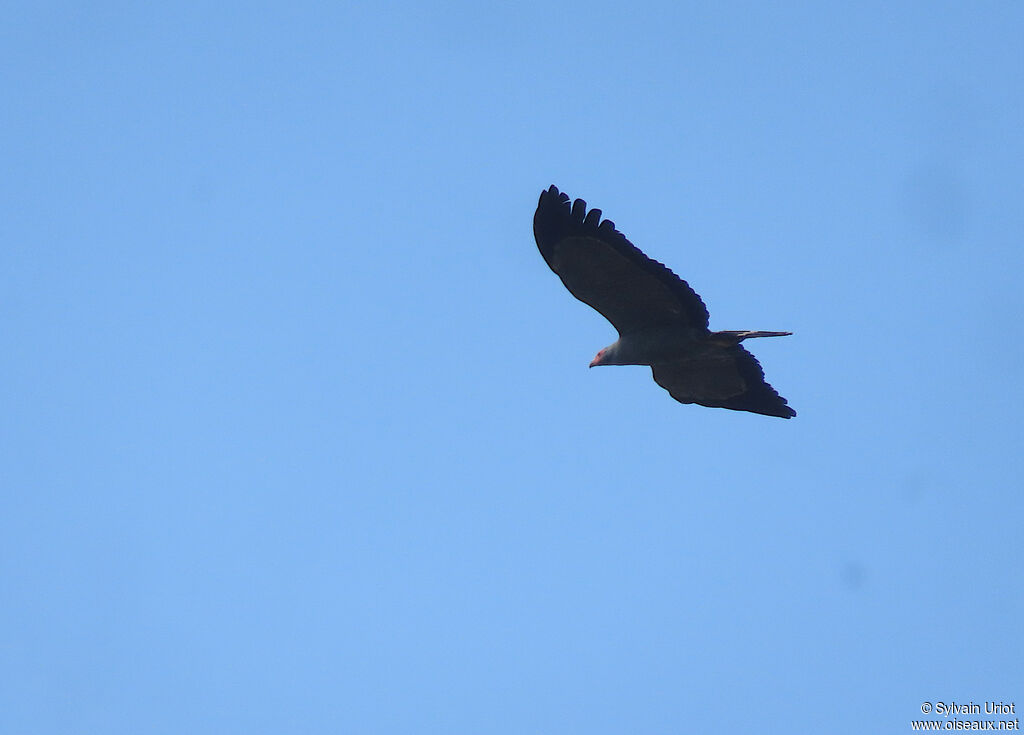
[534,185,795,418]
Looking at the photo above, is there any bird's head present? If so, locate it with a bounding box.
[590,341,623,367]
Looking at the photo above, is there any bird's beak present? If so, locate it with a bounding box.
[588,357,598,368]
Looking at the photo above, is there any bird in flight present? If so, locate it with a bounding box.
[534,185,795,418]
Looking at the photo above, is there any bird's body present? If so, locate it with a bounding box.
[594,328,792,367]
[593,326,705,366]
[534,185,795,418]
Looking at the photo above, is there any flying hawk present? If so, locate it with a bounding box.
[534,185,795,418]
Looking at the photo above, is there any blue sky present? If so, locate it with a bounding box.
[2,1,1022,733]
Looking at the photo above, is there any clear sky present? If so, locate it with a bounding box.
[3,1,1022,733]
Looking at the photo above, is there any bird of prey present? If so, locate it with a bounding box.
[534,185,795,418]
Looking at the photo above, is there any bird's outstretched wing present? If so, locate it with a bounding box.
[651,346,795,418]
[534,185,709,335]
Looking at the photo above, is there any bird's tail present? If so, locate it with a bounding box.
[715,330,792,342]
